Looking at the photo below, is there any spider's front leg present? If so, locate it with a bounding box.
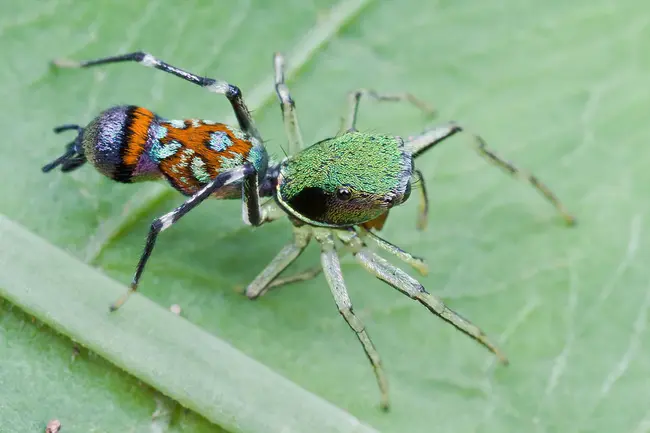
[244,224,312,300]
[110,163,263,311]
[273,53,305,155]
[337,230,508,364]
[315,229,390,411]
[405,124,577,225]
[339,88,436,134]
[358,227,428,276]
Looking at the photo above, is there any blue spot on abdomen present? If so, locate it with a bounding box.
[207,131,232,152]
[150,139,182,162]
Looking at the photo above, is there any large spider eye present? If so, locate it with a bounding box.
[286,187,327,221]
[336,186,352,201]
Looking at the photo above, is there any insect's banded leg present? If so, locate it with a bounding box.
[110,165,251,311]
[53,52,262,141]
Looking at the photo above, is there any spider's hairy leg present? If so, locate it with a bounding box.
[266,267,322,290]
[405,124,576,225]
[412,169,429,231]
[339,89,436,135]
[245,225,312,299]
[273,53,305,155]
[315,229,390,411]
[338,230,508,365]
[358,227,428,276]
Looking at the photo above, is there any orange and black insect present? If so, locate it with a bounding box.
[43,106,266,198]
[43,52,273,311]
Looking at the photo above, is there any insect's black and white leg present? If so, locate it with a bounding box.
[338,88,436,135]
[52,52,262,142]
[242,165,262,226]
[110,164,261,311]
[314,228,390,411]
[245,225,312,299]
[273,53,304,155]
[405,124,576,225]
[338,230,509,365]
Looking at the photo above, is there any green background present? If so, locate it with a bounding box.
[2,0,649,432]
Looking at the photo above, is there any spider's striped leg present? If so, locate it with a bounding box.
[315,229,390,411]
[53,51,262,141]
[245,225,312,299]
[470,134,575,224]
[338,88,436,135]
[266,267,322,290]
[358,227,428,276]
[338,230,508,365]
[273,53,304,155]
[413,169,429,230]
[405,124,576,225]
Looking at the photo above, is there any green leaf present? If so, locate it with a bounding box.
[2,0,650,432]
[1,296,227,433]
[0,216,377,433]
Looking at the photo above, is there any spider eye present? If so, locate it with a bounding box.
[286,187,327,221]
[336,187,352,201]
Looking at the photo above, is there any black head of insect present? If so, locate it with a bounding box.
[42,124,86,173]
